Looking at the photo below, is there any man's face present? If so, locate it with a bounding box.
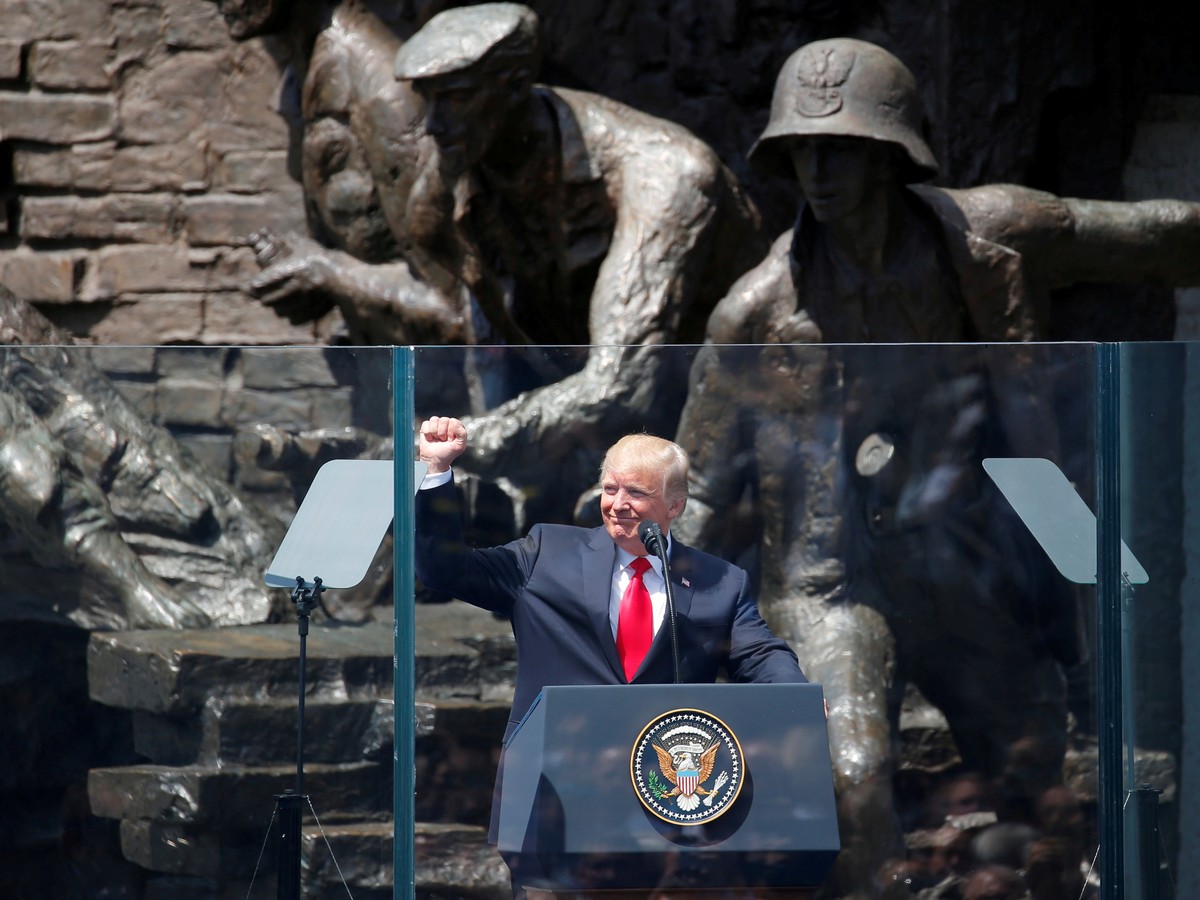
[414,68,514,175]
[302,118,397,262]
[600,465,684,556]
[789,135,895,223]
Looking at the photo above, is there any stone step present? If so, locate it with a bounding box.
[131,821,511,899]
[88,761,390,832]
[304,820,510,900]
[87,624,395,715]
[87,605,516,716]
[122,682,510,772]
[131,696,395,767]
[89,761,389,879]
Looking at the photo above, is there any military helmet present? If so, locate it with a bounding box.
[749,38,938,183]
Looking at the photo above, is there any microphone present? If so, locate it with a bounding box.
[638,520,665,557]
[636,520,680,684]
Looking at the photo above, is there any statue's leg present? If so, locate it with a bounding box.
[797,599,902,900]
[904,576,1068,814]
[61,475,210,630]
[1,390,207,630]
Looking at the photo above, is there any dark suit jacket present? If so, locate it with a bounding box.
[416,479,806,837]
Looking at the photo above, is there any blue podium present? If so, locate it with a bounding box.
[497,683,839,898]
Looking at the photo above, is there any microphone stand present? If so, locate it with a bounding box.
[640,522,681,684]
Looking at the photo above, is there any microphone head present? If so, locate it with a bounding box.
[638,520,663,552]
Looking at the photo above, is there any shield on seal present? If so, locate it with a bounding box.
[677,769,699,797]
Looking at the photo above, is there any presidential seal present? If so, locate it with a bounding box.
[630,708,744,825]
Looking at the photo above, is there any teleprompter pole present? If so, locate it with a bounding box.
[275,575,324,900]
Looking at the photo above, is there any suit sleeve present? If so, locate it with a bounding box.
[725,569,808,685]
[414,480,538,617]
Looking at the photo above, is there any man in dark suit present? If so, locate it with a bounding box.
[415,415,806,892]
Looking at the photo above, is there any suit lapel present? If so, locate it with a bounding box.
[583,527,624,678]
[666,544,696,620]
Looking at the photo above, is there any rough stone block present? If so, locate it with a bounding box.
[15,142,207,193]
[214,150,296,194]
[110,4,162,70]
[162,0,229,51]
[22,194,175,243]
[304,820,508,898]
[91,761,390,830]
[106,379,158,419]
[118,51,228,145]
[87,623,396,715]
[0,250,79,302]
[86,295,204,345]
[157,346,229,379]
[410,823,509,899]
[86,345,158,375]
[29,40,113,90]
[416,602,518,698]
[0,41,22,79]
[182,192,306,247]
[89,246,212,297]
[156,379,225,427]
[119,818,219,876]
[241,348,339,389]
[0,93,115,143]
[132,697,393,768]
[233,387,315,431]
[3,1,111,42]
[309,386,356,430]
[202,290,317,345]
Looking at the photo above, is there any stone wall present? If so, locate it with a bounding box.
[1,0,316,345]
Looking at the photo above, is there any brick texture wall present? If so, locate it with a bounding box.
[1,0,316,345]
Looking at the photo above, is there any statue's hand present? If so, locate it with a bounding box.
[247,229,337,322]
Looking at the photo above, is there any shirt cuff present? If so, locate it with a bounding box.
[419,467,453,490]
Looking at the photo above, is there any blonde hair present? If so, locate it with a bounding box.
[600,434,689,505]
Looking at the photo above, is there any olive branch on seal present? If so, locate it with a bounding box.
[646,771,668,799]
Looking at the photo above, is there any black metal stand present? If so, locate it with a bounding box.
[1131,784,1163,900]
[273,575,325,900]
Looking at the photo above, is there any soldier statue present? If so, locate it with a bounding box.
[675,37,1200,899]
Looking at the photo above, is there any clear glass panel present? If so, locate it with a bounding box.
[1119,340,1191,900]
[408,341,1100,898]
[0,345,395,898]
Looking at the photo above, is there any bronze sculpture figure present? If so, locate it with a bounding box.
[675,37,1200,899]
[0,286,284,631]
[392,3,768,518]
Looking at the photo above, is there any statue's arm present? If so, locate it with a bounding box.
[671,342,750,550]
[949,184,1200,289]
[249,231,467,343]
[458,154,721,482]
[673,247,794,549]
[1049,196,1200,288]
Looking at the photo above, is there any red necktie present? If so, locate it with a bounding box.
[617,557,653,681]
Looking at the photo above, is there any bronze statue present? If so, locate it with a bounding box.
[675,37,1200,899]
[0,285,284,631]
[212,0,470,345]
[392,3,768,517]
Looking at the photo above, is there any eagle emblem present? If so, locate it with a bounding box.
[795,45,856,117]
[631,709,744,824]
[652,736,727,811]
